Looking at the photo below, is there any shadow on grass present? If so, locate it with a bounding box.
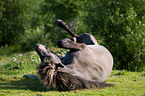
[0,79,47,92]
[0,78,115,92]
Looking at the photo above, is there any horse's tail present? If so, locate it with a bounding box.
[37,63,113,91]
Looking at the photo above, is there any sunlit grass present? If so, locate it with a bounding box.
[0,51,39,72]
[0,48,145,96]
[0,47,68,79]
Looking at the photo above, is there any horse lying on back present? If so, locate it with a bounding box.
[35,20,113,91]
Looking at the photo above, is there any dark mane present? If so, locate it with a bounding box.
[38,62,113,91]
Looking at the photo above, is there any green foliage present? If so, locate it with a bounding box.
[0,0,144,71]
[19,27,43,51]
[0,0,43,46]
[0,45,21,56]
[41,0,83,21]
[0,0,5,20]
[38,0,84,45]
[84,0,145,71]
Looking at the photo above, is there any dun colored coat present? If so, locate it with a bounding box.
[35,20,113,91]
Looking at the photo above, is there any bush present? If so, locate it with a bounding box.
[19,27,48,51]
[84,0,145,71]
[0,0,43,46]
[39,0,84,43]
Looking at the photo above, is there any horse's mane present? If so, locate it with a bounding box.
[38,62,113,91]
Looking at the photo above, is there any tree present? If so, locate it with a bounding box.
[0,0,43,46]
[39,0,83,44]
[84,0,145,71]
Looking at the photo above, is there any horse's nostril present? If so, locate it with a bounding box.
[57,40,63,48]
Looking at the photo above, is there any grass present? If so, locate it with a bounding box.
[0,47,145,96]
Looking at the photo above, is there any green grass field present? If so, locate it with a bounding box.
[0,50,145,96]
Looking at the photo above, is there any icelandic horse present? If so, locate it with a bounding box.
[35,20,113,91]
